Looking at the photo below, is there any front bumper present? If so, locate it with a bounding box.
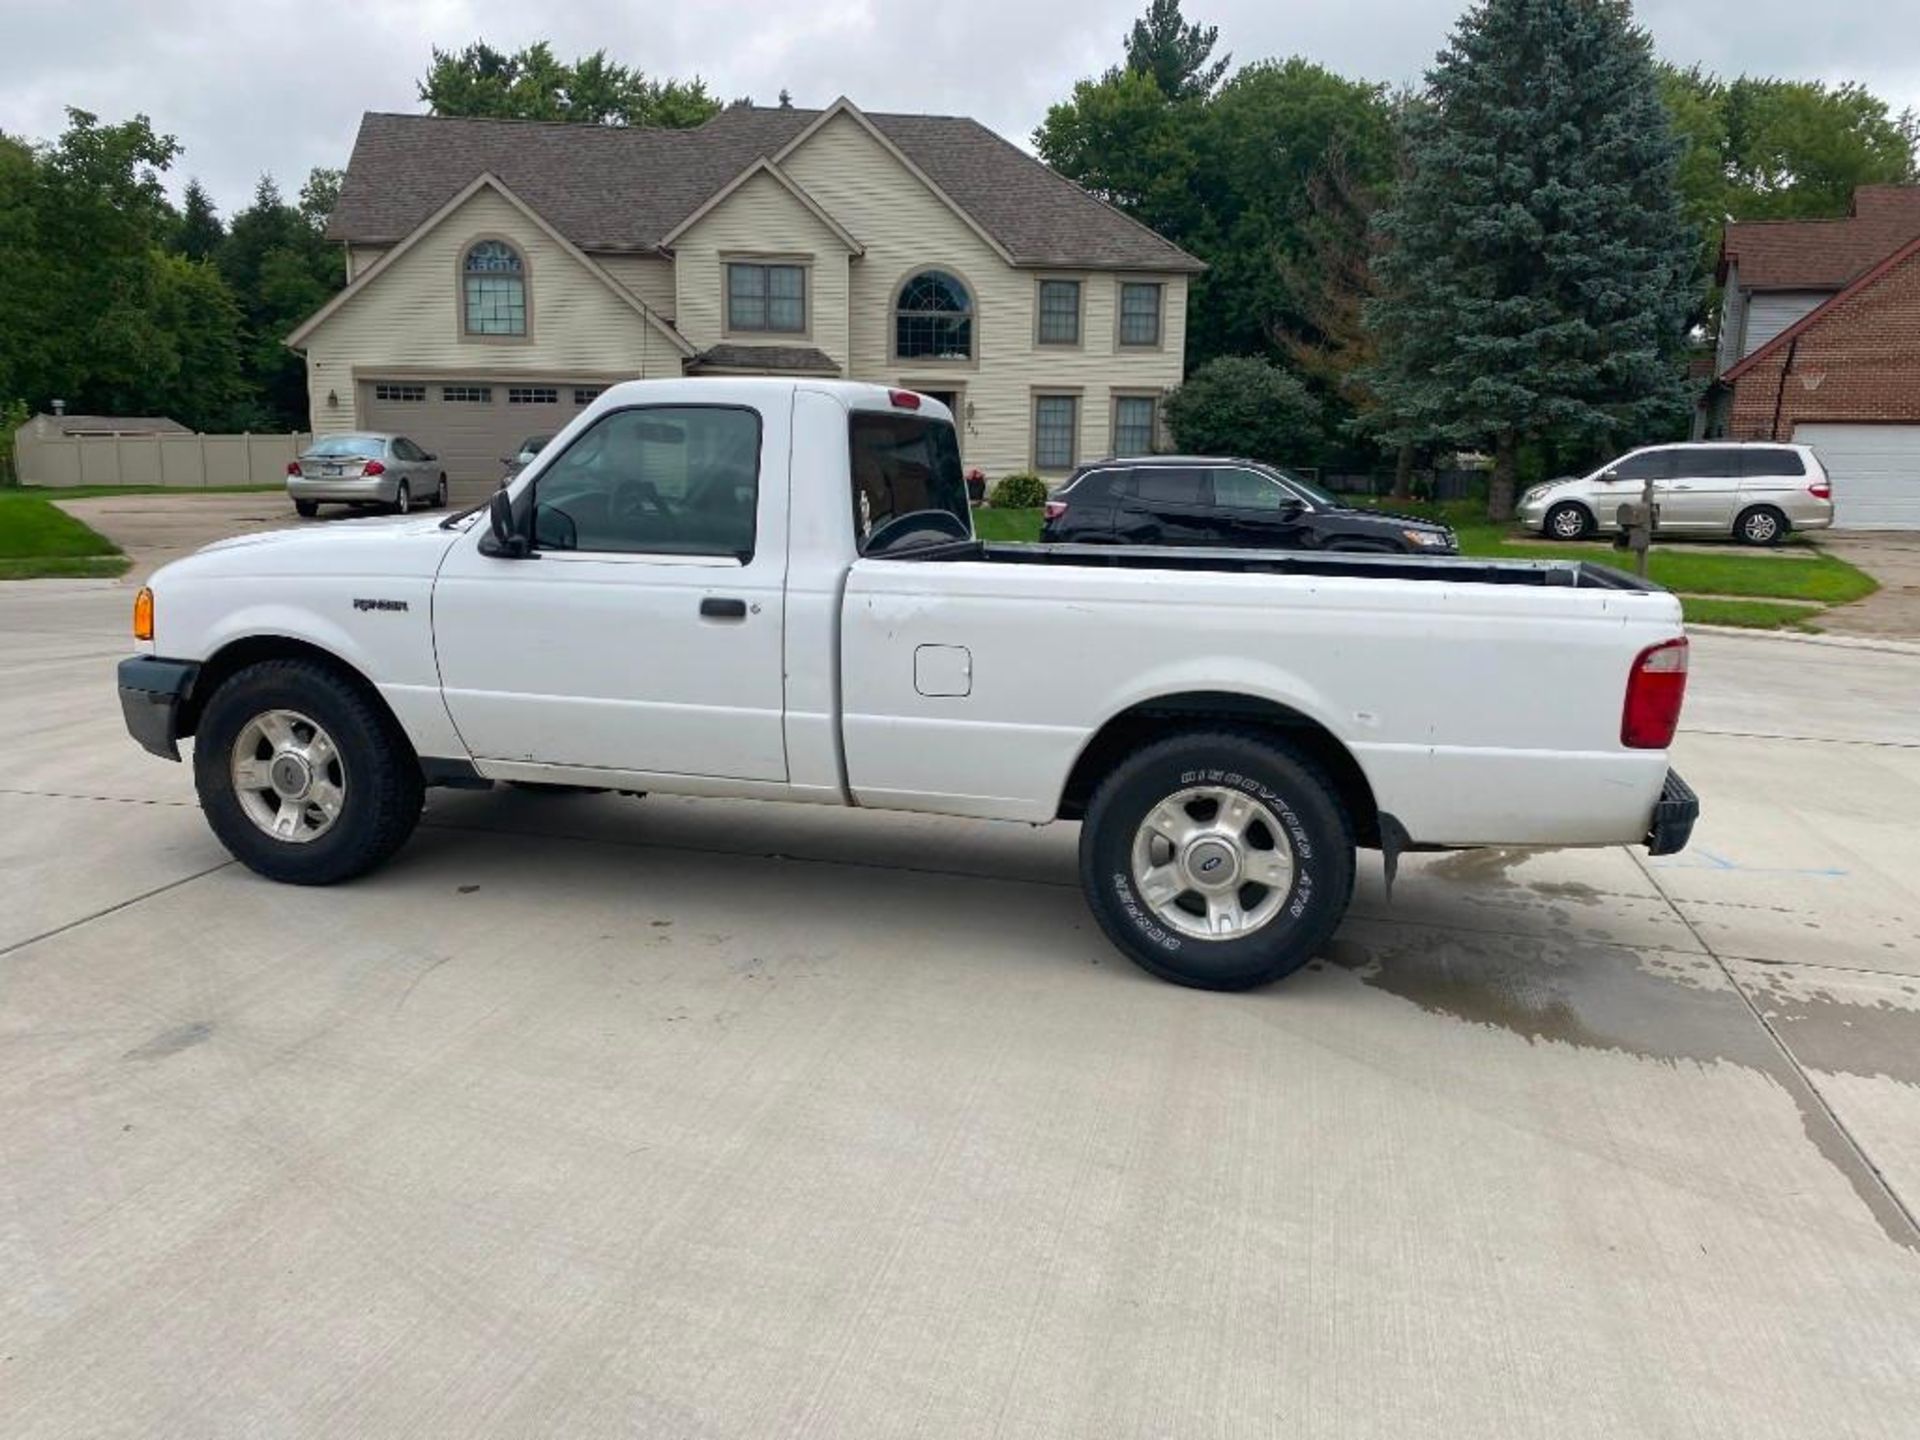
[1644,769,1699,856]
[118,657,199,760]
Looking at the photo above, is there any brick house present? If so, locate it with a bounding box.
[1697,185,1920,528]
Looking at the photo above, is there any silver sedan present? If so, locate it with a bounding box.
[287,434,448,518]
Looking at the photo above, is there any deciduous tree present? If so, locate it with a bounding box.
[418,41,720,129]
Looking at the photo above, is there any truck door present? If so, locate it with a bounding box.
[432,397,789,781]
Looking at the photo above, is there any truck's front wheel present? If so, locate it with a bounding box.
[1079,731,1355,990]
[193,659,423,885]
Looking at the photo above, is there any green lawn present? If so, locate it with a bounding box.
[1678,598,1826,630]
[0,489,131,579]
[971,497,1877,630]
[14,483,282,499]
[972,506,1043,541]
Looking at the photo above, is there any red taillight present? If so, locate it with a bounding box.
[1809,480,1831,500]
[888,388,921,410]
[286,461,301,476]
[363,459,386,475]
[1043,500,1068,521]
[1622,637,1689,749]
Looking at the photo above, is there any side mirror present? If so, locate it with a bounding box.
[1600,470,1620,482]
[480,488,531,559]
[1276,496,1307,519]
[422,452,437,463]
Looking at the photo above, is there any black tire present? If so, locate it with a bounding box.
[1735,505,1787,546]
[435,473,449,508]
[192,659,423,885]
[294,500,319,518]
[1078,729,1356,991]
[393,480,412,516]
[1545,501,1593,541]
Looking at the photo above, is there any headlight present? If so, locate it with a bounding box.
[1402,529,1451,549]
[1521,485,1547,504]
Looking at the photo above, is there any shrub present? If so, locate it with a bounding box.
[1163,356,1319,464]
[989,472,1049,508]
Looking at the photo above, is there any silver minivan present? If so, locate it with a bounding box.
[1518,442,1833,545]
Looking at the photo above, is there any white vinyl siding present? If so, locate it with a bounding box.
[594,253,677,321]
[778,110,1187,475]
[1744,291,1831,356]
[671,168,850,364]
[301,187,683,440]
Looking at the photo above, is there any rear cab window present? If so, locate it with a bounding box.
[851,411,970,554]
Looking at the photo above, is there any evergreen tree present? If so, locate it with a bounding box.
[1366,0,1696,519]
[175,178,223,259]
[1124,0,1230,100]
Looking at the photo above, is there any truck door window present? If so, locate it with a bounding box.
[528,405,761,558]
[850,412,969,554]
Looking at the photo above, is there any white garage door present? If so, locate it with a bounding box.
[360,379,608,502]
[1794,424,1920,529]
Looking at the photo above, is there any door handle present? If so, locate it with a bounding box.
[700,597,748,619]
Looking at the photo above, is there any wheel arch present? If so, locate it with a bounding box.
[1055,689,1382,847]
[179,634,411,756]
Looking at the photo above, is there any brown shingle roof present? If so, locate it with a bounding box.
[1719,185,1920,290]
[328,107,1203,273]
[690,343,840,374]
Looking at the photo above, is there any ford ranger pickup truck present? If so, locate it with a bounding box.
[117,379,1698,991]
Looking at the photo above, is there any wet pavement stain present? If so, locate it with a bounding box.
[122,1021,212,1061]
[1321,929,1920,1252]
[1740,978,1920,1090]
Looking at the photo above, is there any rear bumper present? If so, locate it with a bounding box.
[1644,769,1699,856]
[118,656,198,760]
[287,475,396,504]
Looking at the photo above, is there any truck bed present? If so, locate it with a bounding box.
[902,539,1659,591]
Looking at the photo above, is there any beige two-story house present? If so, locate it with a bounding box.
[288,99,1202,495]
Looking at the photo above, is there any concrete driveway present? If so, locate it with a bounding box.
[1816,531,1920,639]
[3,581,1919,1438]
[52,491,370,584]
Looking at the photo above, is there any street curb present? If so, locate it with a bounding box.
[1686,623,1920,657]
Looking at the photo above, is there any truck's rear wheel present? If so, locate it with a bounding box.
[1079,731,1355,990]
[193,659,423,885]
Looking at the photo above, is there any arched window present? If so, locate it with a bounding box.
[894,269,972,360]
[463,239,527,336]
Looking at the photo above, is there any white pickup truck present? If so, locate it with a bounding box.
[118,379,1697,990]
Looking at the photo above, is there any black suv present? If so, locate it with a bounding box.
[1038,458,1458,554]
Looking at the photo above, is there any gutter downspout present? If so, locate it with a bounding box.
[1769,333,1800,442]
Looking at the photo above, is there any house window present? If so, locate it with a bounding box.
[1037,280,1080,345]
[1113,395,1157,455]
[443,385,492,403]
[463,240,527,336]
[728,263,806,333]
[1118,282,1162,346]
[573,387,604,405]
[373,383,425,403]
[509,386,559,405]
[895,270,973,360]
[1034,394,1078,470]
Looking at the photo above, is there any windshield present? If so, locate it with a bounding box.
[1259,464,1339,508]
[850,411,970,554]
[305,435,386,459]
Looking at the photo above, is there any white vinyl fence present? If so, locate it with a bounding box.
[15,430,311,489]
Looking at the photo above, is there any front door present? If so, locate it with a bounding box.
[433,398,790,781]
[1207,466,1313,547]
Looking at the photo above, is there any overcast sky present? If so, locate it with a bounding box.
[5,0,1915,215]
